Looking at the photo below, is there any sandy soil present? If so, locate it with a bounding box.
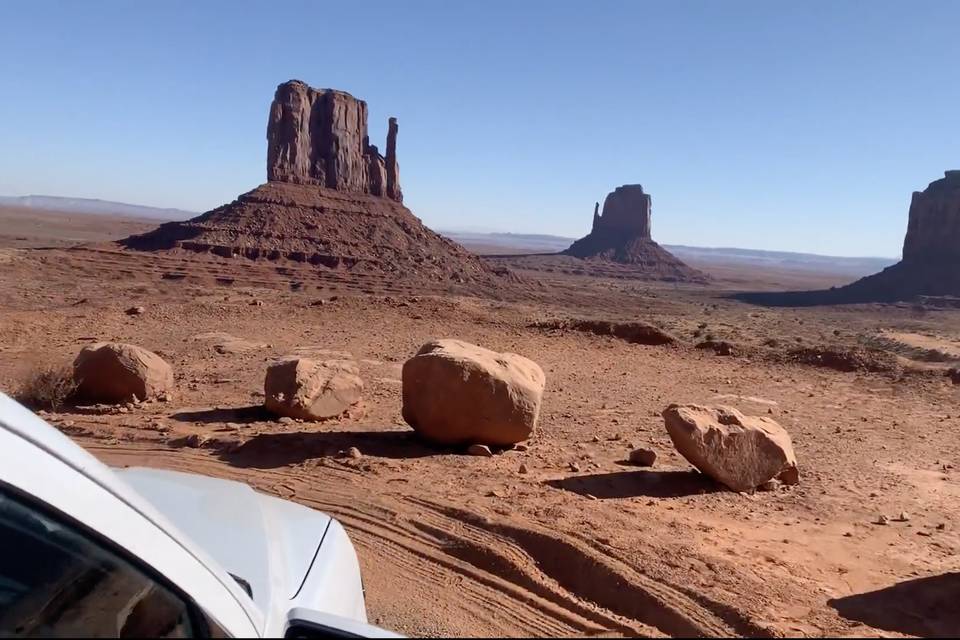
[0,237,958,637]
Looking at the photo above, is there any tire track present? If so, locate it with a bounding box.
[92,443,771,638]
[91,445,622,637]
[407,497,737,637]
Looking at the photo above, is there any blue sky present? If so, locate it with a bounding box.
[1,1,958,257]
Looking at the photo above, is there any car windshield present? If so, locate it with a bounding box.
[0,490,194,638]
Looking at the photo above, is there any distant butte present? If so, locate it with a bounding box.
[562,184,707,281]
[121,80,514,290]
[737,170,960,305]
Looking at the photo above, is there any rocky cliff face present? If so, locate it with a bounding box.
[266,80,402,202]
[902,170,960,264]
[736,170,960,305]
[590,185,652,238]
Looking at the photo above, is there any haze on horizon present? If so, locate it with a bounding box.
[1,0,957,258]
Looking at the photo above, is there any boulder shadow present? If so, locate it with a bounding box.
[828,573,960,637]
[170,405,273,424]
[218,429,450,468]
[546,469,719,499]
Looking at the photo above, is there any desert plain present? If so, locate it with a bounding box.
[1,201,958,638]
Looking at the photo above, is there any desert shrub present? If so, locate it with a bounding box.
[16,365,78,411]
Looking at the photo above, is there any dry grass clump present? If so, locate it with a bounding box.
[15,365,77,411]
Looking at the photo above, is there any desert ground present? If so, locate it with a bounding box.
[0,205,159,248]
[1,208,958,637]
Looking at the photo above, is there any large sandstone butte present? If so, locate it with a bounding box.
[738,170,960,305]
[122,80,509,287]
[267,81,402,201]
[902,170,960,264]
[563,185,707,281]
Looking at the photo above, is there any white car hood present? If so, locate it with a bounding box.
[118,467,332,615]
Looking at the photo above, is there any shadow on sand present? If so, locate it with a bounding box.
[545,469,719,499]
[216,429,450,468]
[170,405,273,424]
[828,572,960,637]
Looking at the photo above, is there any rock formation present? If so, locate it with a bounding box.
[902,170,960,264]
[662,404,799,492]
[593,185,652,238]
[122,80,510,289]
[737,170,960,305]
[562,185,706,281]
[401,339,546,446]
[73,342,174,403]
[266,81,402,202]
[264,357,363,421]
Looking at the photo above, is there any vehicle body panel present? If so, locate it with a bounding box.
[0,394,262,635]
[0,392,391,637]
[119,468,332,613]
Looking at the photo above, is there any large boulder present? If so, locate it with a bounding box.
[662,404,799,492]
[401,339,545,446]
[73,342,174,403]
[264,358,363,421]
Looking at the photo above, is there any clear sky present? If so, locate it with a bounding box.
[2,0,958,257]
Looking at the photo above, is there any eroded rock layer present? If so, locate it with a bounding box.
[121,182,503,284]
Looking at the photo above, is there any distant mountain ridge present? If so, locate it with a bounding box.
[663,244,896,276]
[0,195,194,220]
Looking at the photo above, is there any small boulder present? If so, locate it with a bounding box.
[125,306,145,316]
[73,342,174,403]
[662,404,799,492]
[185,434,206,448]
[947,368,960,384]
[628,447,657,467]
[401,339,545,446]
[264,357,363,421]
